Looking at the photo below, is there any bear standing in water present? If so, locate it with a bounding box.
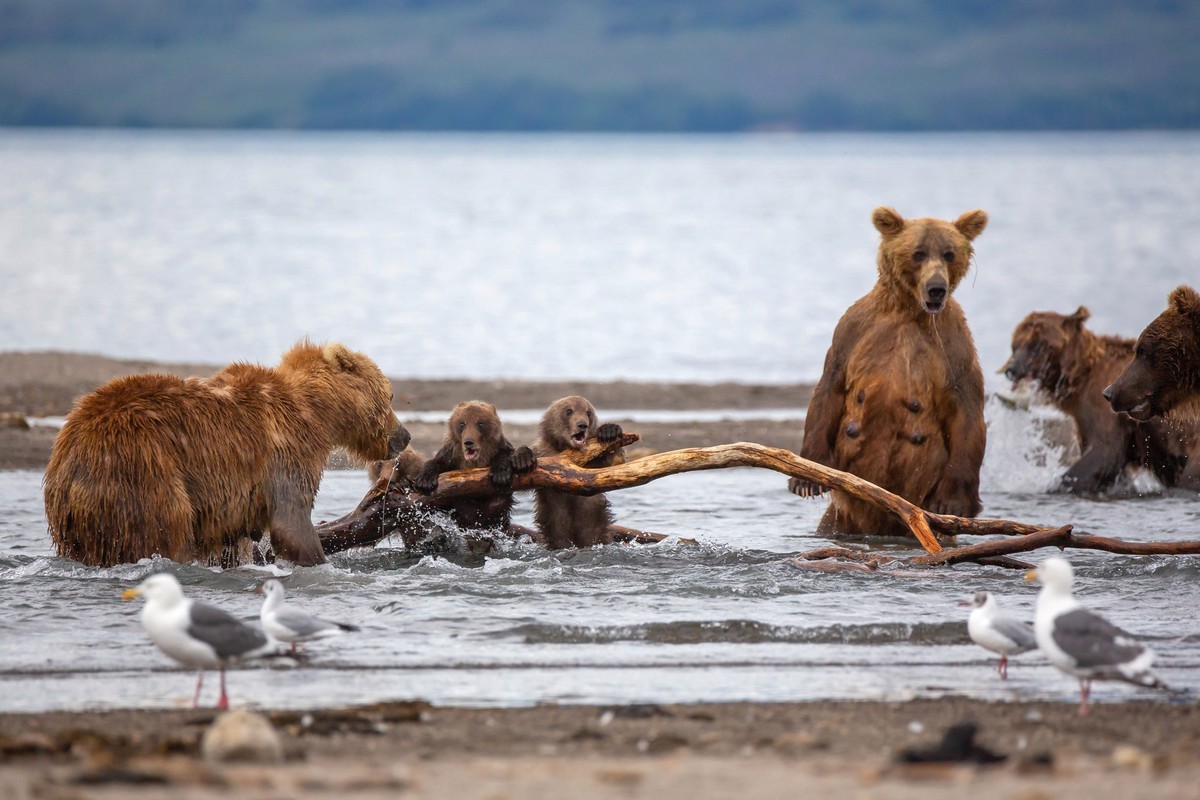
[414,401,533,530]
[1106,285,1200,423]
[790,206,989,539]
[533,395,625,549]
[43,341,410,567]
[1003,306,1200,494]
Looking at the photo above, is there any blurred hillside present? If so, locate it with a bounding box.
[0,0,1197,130]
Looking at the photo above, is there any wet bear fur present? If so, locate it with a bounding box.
[790,206,989,538]
[1004,306,1200,493]
[44,341,409,567]
[413,401,533,530]
[1107,285,1200,423]
[533,396,625,549]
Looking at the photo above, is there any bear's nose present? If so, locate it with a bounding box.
[576,420,589,431]
[1102,385,1115,403]
[927,284,947,302]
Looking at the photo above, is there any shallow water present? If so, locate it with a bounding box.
[2,400,1198,713]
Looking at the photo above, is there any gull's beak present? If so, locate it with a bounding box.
[1023,569,1039,584]
[956,600,971,607]
[255,585,264,595]
[122,588,141,600]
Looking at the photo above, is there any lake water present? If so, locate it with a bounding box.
[1,129,1198,384]
[2,130,1200,713]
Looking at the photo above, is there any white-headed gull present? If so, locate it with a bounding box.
[1026,556,1169,715]
[123,573,276,709]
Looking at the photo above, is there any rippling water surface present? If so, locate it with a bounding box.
[3,402,1199,713]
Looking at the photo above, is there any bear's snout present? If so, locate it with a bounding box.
[922,278,948,313]
[386,424,411,459]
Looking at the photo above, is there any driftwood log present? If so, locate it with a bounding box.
[316,435,1200,571]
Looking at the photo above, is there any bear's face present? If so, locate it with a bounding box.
[289,342,408,462]
[540,396,598,451]
[1106,286,1200,421]
[873,207,987,315]
[448,401,504,465]
[1002,307,1090,392]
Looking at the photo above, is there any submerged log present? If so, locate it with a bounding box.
[316,435,1200,568]
[317,436,951,555]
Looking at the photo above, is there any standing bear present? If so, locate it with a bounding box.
[1003,306,1200,494]
[533,395,625,549]
[1106,285,1200,423]
[44,340,410,567]
[413,401,534,531]
[790,206,989,538]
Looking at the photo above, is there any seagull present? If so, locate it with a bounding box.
[123,573,277,709]
[1026,556,1169,715]
[960,591,1037,680]
[257,579,359,653]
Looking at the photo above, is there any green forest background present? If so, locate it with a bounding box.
[1,0,1196,131]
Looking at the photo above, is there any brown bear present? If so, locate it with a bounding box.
[413,401,534,530]
[1106,285,1200,422]
[1003,306,1200,494]
[44,341,410,568]
[789,206,989,538]
[367,445,426,485]
[533,396,625,549]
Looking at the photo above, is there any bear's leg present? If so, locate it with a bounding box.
[269,502,327,566]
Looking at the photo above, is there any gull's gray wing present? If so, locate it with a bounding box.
[1051,608,1145,669]
[273,607,343,638]
[189,601,269,659]
[991,615,1037,652]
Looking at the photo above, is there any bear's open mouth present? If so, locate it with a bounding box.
[463,445,480,461]
[571,431,587,447]
[1126,400,1154,421]
[923,300,945,314]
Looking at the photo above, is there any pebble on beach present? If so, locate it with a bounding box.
[201,709,285,764]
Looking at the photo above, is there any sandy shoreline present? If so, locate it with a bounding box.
[0,351,812,471]
[2,699,1197,798]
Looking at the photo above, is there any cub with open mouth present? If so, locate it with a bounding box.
[414,401,534,531]
[533,395,626,549]
[1106,285,1200,424]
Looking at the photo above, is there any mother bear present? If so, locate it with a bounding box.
[44,340,409,567]
[790,207,989,538]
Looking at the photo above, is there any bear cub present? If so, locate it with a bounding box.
[414,401,534,530]
[533,395,625,549]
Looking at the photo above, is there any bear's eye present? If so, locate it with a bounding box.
[565,409,573,418]
[913,250,926,263]
[943,251,955,262]
[457,421,466,432]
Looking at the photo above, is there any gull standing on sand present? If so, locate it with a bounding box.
[258,579,360,652]
[1026,556,1169,715]
[961,591,1037,680]
[123,573,277,709]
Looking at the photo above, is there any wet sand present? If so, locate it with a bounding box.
[2,699,1197,798]
[0,351,811,470]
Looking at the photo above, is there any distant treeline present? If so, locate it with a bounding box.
[1,0,1197,131]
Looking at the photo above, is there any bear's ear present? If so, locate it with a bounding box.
[322,343,359,373]
[1065,306,1091,327]
[1168,285,1200,323]
[953,209,988,241]
[872,207,905,238]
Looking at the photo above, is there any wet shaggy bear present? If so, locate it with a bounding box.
[790,206,989,538]
[44,341,410,567]
[1003,306,1200,494]
[413,401,534,530]
[533,396,625,549]
[1106,285,1200,423]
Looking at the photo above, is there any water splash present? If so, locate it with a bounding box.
[980,392,1074,493]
